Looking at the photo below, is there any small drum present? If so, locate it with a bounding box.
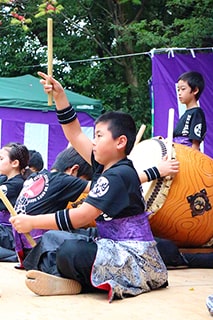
[128,137,213,247]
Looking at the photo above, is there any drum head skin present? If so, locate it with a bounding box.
[129,137,168,198]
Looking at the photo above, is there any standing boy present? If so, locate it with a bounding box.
[173,71,207,150]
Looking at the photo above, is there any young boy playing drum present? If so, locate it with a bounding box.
[10,72,171,302]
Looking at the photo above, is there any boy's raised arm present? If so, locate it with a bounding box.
[38,71,93,164]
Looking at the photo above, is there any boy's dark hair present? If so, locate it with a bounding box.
[95,111,136,155]
[51,147,93,180]
[28,150,44,171]
[178,71,205,100]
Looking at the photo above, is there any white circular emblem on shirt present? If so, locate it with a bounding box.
[1,185,7,195]
[89,176,109,198]
[194,123,202,137]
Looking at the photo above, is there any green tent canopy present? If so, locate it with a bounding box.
[0,74,104,118]
[0,74,103,169]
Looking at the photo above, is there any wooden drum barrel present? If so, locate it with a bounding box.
[129,138,213,247]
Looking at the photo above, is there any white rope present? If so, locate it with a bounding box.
[18,47,213,69]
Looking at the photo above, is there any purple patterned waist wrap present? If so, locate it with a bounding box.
[173,136,192,147]
[96,212,154,241]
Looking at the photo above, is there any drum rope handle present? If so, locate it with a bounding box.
[145,138,176,213]
[152,137,167,158]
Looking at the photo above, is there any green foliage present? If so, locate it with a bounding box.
[0,0,212,137]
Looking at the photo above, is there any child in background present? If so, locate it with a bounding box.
[13,146,92,268]
[0,142,29,262]
[28,150,44,172]
[173,71,207,150]
[22,150,44,180]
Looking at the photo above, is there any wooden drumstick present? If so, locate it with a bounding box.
[47,18,53,106]
[167,108,174,160]
[134,124,146,146]
[0,188,36,247]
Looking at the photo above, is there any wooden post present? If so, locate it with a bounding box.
[47,18,53,106]
[167,108,174,160]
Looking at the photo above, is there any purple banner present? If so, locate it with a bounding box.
[152,52,213,158]
[0,107,95,169]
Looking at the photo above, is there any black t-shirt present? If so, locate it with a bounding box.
[0,175,7,185]
[173,107,206,142]
[0,174,24,210]
[14,169,88,215]
[85,155,146,221]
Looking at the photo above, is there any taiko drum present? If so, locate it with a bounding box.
[129,138,213,247]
